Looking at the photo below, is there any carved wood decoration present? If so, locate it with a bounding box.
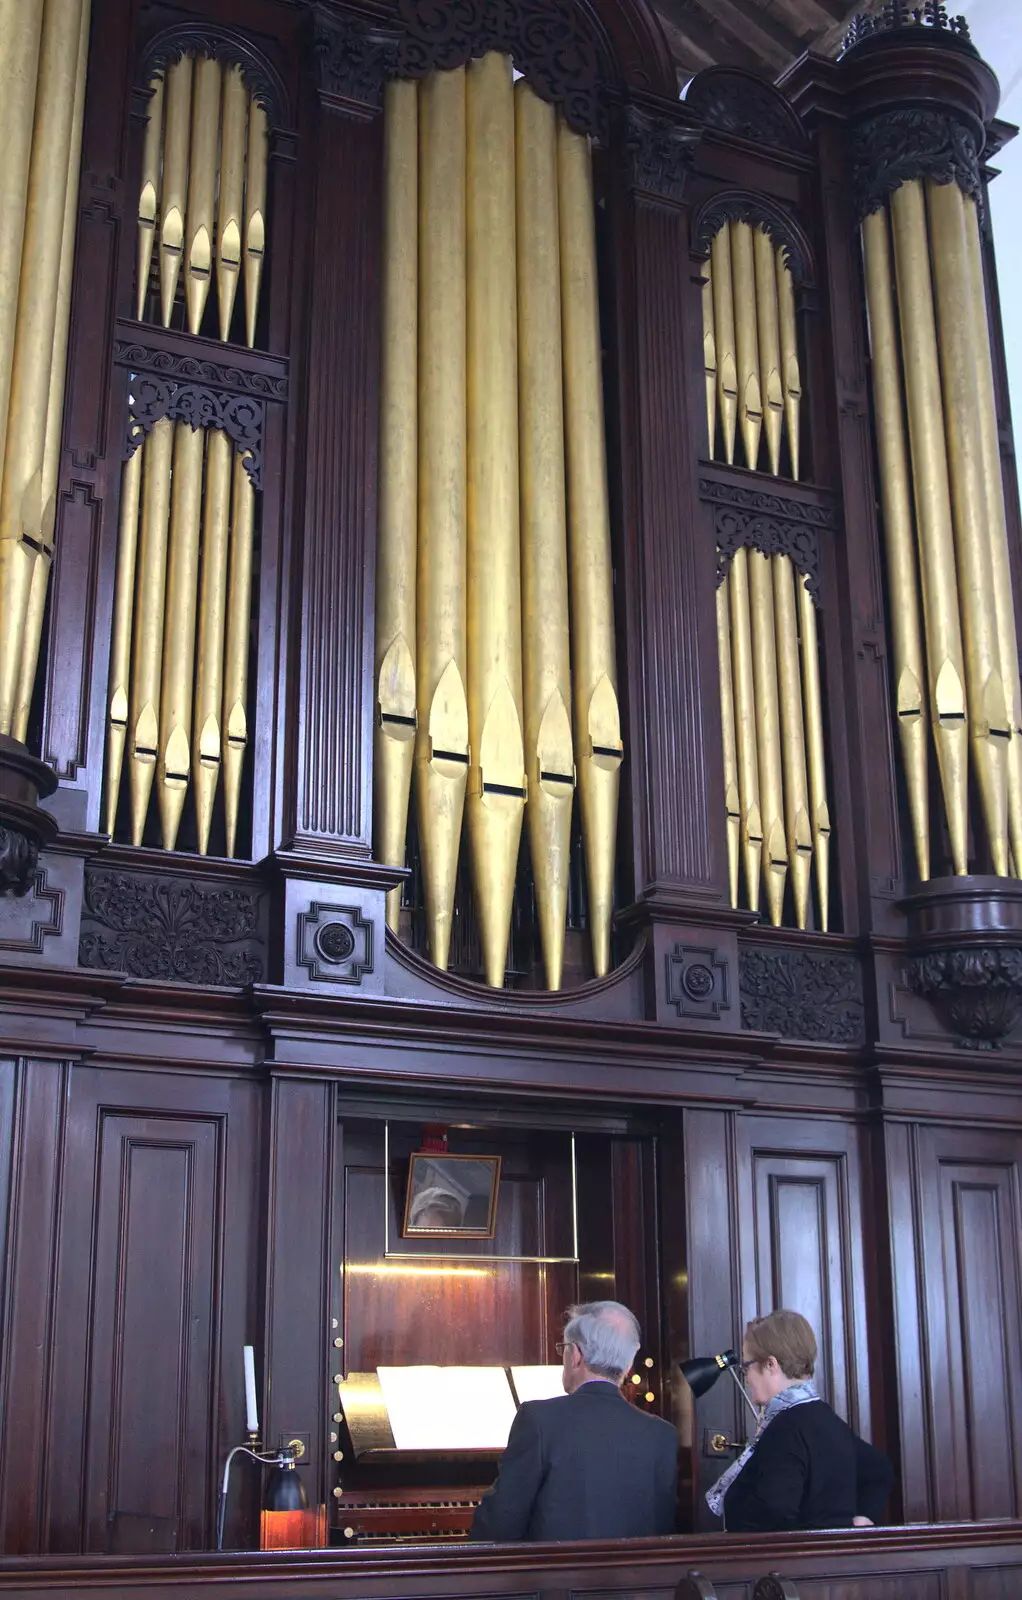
[690,191,813,286]
[78,864,266,984]
[702,477,830,605]
[683,67,808,152]
[850,108,983,219]
[739,944,866,1043]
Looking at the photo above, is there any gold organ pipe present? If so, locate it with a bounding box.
[104,445,143,835]
[702,257,717,455]
[157,422,204,850]
[466,53,524,988]
[753,228,783,478]
[128,414,174,844]
[748,549,787,924]
[185,55,221,336]
[728,547,763,911]
[798,577,830,930]
[730,221,762,471]
[222,451,254,859]
[558,116,621,979]
[415,65,469,971]
[137,73,164,320]
[889,179,968,874]
[861,205,930,881]
[716,575,740,910]
[776,250,801,479]
[217,66,247,342]
[927,177,1008,875]
[710,226,738,466]
[516,79,573,990]
[772,554,812,928]
[244,98,268,349]
[159,55,193,329]
[13,0,91,744]
[963,196,1022,875]
[0,0,44,466]
[376,79,418,930]
[192,427,232,855]
[0,0,85,736]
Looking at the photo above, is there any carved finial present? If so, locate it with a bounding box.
[841,1,974,57]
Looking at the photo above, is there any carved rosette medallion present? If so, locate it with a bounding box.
[665,944,731,1021]
[297,902,374,985]
[907,947,1022,1049]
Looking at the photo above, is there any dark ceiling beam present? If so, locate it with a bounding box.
[688,0,799,71]
[652,0,769,77]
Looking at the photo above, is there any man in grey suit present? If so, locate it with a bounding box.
[470,1301,678,1542]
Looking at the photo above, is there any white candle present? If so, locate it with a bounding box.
[243,1345,259,1436]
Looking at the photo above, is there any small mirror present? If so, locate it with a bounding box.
[401,1152,502,1240]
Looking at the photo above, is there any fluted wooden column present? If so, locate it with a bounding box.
[615,110,727,908]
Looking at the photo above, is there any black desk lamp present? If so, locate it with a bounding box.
[680,1348,759,1423]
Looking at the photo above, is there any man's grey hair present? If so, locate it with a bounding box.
[564,1301,641,1381]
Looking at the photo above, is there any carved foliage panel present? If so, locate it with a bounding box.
[78,865,266,986]
[739,942,865,1044]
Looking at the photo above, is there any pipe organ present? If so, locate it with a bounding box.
[374,59,622,989]
[861,181,1022,881]
[703,221,830,929]
[0,0,91,746]
[102,51,269,855]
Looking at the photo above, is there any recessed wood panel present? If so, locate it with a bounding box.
[735,1116,870,1434]
[915,1127,1022,1523]
[83,1113,220,1553]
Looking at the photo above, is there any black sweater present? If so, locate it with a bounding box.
[722,1400,893,1534]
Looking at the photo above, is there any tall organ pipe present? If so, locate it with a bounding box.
[244,100,268,349]
[185,55,221,336]
[0,0,45,466]
[861,205,930,881]
[730,221,762,472]
[710,225,738,466]
[716,577,740,910]
[729,547,762,912]
[13,0,91,743]
[159,56,193,329]
[890,178,968,874]
[157,422,204,851]
[753,229,783,479]
[927,177,1008,875]
[798,578,830,930]
[129,415,174,845]
[217,67,247,342]
[415,66,469,972]
[776,251,801,479]
[375,78,418,932]
[963,196,1022,875]
[104,446,144,835]
[558,118,622,979]
[466,54,524,988]
[772,554,812,928]
[222,453,254,859]
[193,428,232,855]
[748,548,787,924]
[136,74,164,319]
[516,80,573,990]
[0,0,87,737]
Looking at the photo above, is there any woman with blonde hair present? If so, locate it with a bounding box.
[707,1309,892,1533]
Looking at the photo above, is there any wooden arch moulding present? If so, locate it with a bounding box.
[137,21,292,126]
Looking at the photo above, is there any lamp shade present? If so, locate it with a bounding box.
[264,1462,308,1512]
[680,1349,739,1398]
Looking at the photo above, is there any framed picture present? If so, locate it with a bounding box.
[401,1152,502,1240]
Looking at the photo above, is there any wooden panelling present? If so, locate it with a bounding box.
[43,1067,261,1554]
[0,1060,70,1554]
[969,1568,1022,1599]
[734,1115,871,1436]
[915,1127,1022,1523]
[263,1077,337,1520]
[84,1114,220,1553]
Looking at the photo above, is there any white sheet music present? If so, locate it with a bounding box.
[510,1366,565,1404]
[376,1366,518,1451]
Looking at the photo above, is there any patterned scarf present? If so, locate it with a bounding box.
[705,1378,820,1521]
